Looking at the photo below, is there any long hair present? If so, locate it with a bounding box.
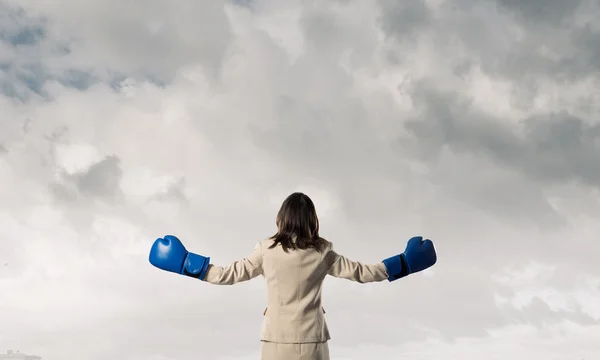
[268,192,328,252]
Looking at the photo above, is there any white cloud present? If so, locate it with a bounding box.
[0,0,598,359]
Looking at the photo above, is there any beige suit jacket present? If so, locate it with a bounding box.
[203,238,389,343]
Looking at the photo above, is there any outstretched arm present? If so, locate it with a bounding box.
[326,249,390,283]
[325,237,435,283]
[203,241,264,285]
[149,236,264,285]
[325,243,398,283]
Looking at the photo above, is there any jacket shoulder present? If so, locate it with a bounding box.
[322,239,334,251]
[259,238,276,249]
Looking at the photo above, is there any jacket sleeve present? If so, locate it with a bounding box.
[325,243,389,283]
[202,241,264,285]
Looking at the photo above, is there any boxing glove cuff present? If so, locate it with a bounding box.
[382,254,409,282]
[182,252,211,280]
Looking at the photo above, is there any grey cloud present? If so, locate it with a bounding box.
[379,0,600,82]
[395,80,600,231]
[480,0,600,81]
[403,82,600,188]
[43,125,69,147]
[503,297,599,327]
[301,9,342,54]
[230,0,256,10]
[48,182,79,203]
[522,113,600,185]
[56,69,97,91]
[378,0,431,40]
[247,90,409,224]
[46,155,125,237]
[389,273,507,340]
[319,268,518,346]
[50,155,123,203]
[492,0,587,24]
[248,96,337,167]
[428,159,564,229]
[149,176,188,204]
[72,155,123,199]
[0,1,230,101]
[493,263,600,326]
[0,63,48,100]
[298,3,380,66]
[0,3,100,99]
[0,64,98,101]
[2,0,599,358]
[493,30,596,82]
[336,267,600,344]
[53,1,235,84]
[0,3,50,100]
[0,3,46,46]
[1,307,261,360]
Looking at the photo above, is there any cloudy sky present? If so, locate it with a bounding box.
[1,0,599,359]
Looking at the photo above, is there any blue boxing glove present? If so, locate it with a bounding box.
[382,236,437,282]
[149,235,211,280]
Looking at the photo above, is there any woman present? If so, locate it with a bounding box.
[149,192,437,360]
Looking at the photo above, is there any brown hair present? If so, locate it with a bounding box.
[268,192,328,252]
